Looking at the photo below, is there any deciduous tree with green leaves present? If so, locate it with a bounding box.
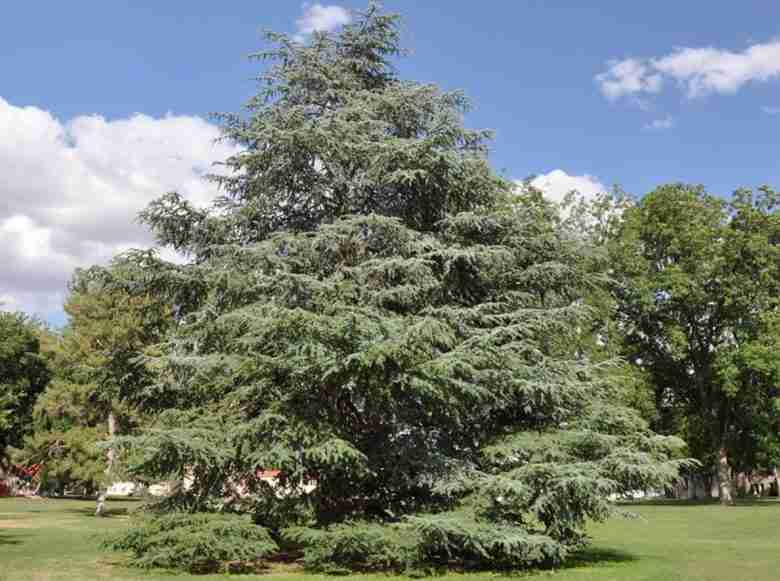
[610,184,780,504]
[0,312,51,470]
[16,267,170,511]
[110,3,687,572]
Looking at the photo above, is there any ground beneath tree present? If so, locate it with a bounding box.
[0,498,778,581]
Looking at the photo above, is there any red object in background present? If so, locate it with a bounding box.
[257,469,281,479]
[0,464,43,497]
[14,463,41,479]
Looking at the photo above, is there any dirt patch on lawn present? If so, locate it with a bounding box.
[0,519,36,528]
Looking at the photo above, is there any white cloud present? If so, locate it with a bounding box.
[654,42,780,97]
[0,293,21,312]
[0,96,239,320]
[525,169,607,204]
[644,116,675,130]
[596,58,663,100]
[597,40,780,100]
[295,3,351,41]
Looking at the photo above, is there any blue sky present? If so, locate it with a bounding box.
[1,2,779,323]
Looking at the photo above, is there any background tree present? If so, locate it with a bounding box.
[609,184,780,504]
[16,267,170,511]
[552,186,659,424]
[110,4,687,572]
[0,312,51,471]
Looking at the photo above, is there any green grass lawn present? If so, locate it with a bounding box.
[0,497,778,581]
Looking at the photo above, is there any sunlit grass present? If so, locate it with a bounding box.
[0,497,778,580]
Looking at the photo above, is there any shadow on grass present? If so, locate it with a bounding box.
[61,506,132,518]
[726,499,780,508]
[617,499,719,507]
[618,498,780,508]
[43,496,142,503]
[562,547,638,570]
[0,530,23,546]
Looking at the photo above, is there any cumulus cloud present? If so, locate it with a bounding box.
[596,58,663,101]
[523,169,607,204]
[295,3,351,41]
[0,96,239,319]
[597,39,780,100]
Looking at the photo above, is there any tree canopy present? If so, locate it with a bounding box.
[108,4,688,572]
[15,267,170,498]
[610,184,780,503]
[0,312,51,464]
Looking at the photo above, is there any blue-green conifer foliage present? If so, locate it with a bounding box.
[112,4,688,571]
